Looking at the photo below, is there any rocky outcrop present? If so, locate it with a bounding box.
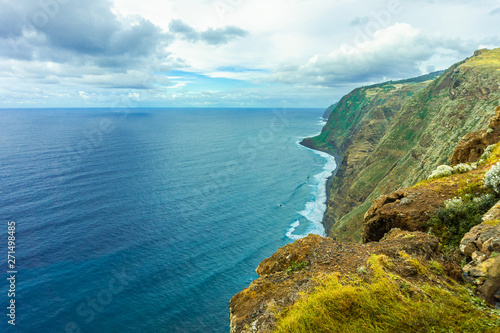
[362,181,458,243]
[460,202,500,307]
[230,230,451,333]
[450,105,500,165]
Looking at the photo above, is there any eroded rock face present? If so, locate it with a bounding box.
[450,106,500,166]
[362,185,457,243]
[229,231,446,333]
[460,201,500,307]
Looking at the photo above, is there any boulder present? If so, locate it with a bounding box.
[363,185,456,243]
[460,201,500,306]
[450,106,500,166]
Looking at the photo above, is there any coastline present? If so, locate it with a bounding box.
[299,137,341,236]
[297,136,341,237]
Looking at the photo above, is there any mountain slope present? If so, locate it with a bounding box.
[306,48,500,242]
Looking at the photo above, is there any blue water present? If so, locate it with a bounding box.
[0,108,335,333]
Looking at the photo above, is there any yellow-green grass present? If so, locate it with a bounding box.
[274,255,500,333]
[461,48,500,70]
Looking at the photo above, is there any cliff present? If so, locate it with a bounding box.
[305,48,500,242]
[230,48,500,332]
[230,113,500,333]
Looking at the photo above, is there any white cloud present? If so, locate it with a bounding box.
[0,0,499,107]
[270,23,492,86]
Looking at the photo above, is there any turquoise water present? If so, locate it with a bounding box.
[0,108,335,332]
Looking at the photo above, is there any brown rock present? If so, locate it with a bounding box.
[488,106,500,129]
[459,202,500,306]
[450,106,500,166]
[477,257,500,306]
[362,185,456,243]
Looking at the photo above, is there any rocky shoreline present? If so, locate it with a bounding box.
[299,138,340,235]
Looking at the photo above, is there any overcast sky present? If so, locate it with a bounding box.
[1,0,499,108]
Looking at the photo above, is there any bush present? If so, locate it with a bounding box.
[427,193,497,251]
[285,261,308,275]
[427,163,477,181]
[428,165,454,180]
[484,162,500,194]
[479,144,496,164]
[428,261,444,275]
[453,163,475,174]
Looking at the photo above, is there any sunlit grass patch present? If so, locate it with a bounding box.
[274,255,500,333]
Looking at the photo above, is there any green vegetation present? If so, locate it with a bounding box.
[428,261,444,275]
[285,261,308,275]
[461,48,500,70]
[428,165,454,180]
[427,193,497,252]
[356,265,367,274]
[484,162,500,194]
[478,144,497,165]
[304,48,500,242]
[427,163,477,181]
[274,255,500,333]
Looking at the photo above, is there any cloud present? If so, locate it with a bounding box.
[0,0,173,69]
[350,16,370,26]
[490,7,500,15]
[0,1,25,38]
[169,19,248,45]
[271,23,481,87]
[0,0,248,104]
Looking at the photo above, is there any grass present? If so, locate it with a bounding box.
[485,219,500,226]
[428,261,444,275]
[461,48,500,70]
[274,255,500,333]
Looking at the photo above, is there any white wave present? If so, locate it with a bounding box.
[287,142,337,240]
[286,220,301,240]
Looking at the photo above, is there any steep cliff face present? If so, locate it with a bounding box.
[230,138,500,333]
[230,49,500,333]
[307,48,500,242]
[301,73,441,233]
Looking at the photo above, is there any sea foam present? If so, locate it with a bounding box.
[287,140,337,240]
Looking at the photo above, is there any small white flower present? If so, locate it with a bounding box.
[484,162,500,194]
[453,163,474,174]
[428,165,454,180]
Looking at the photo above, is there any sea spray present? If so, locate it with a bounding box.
[287,142,337,240]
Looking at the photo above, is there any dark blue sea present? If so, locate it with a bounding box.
[0,108,336,333]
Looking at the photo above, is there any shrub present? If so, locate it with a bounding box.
[484,162,500,194]
[428,261,444,275]
[428,165,454,180]
[453,163,475,174]
[356,266,367,274]
[427,162,477,182]
[427,193,497,251]
[285,261,308,275]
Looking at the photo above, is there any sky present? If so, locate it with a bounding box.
[0,0,499,108]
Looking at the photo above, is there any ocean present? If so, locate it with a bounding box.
[0,108,336,333]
